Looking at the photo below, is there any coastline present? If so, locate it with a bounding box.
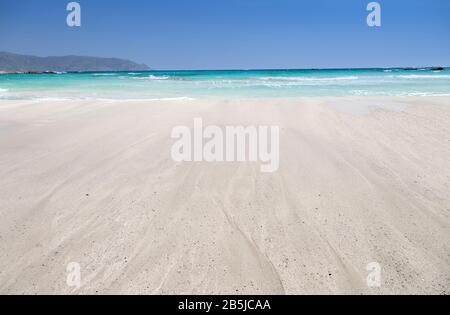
[0,96,449,294]
[0,71,61,75]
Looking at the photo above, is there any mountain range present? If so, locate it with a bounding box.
[0,52,150,72]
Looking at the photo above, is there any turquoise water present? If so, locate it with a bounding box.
[1,68,449,100]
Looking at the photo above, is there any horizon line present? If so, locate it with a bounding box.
[2,66,447,74]
[146,66,449,72]
[1,51,448,72]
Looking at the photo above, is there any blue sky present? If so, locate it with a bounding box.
[0,0,449,69]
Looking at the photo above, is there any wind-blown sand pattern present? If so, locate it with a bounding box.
[0,97,449,294]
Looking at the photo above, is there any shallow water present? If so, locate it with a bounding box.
[1,68,449,101]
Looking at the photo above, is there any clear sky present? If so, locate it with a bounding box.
[0,0,449,70]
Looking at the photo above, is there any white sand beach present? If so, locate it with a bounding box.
[0,96,449,294]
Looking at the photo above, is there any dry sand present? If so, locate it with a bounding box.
[0,96,449,294]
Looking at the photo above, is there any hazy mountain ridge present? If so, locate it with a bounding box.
[0,52,150,72]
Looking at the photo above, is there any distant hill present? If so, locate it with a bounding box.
[0,52,150,72]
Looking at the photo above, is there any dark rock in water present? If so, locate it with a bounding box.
[1,70,59,75]
[25,71,58,74]
[431,67,445,71]
[403,67,419,71]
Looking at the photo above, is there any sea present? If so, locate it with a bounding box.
[1,68,449,101]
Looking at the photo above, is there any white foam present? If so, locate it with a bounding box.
[396,74,450,79]
[92,73,117,76]
[29,96,195,103]
[260,76,359,82]
[30,97,74,102]
[124,75,170,81]
[349,90,450,97]
[147,75,170,80]
[119,97,195,102]
[406,92,450,96]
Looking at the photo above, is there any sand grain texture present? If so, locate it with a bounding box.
[0,97,449,294]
